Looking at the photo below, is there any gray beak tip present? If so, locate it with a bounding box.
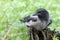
[20,19,25,22]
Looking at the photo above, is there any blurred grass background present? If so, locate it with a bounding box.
[0,0,60,40]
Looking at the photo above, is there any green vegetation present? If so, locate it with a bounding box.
[0,0,60,40]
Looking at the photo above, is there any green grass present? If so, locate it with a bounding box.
[0,0,60,40]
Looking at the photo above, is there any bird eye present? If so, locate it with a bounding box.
[37,11,41,13]
[31,18,37,22]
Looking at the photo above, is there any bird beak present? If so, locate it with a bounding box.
[20,18,25,23]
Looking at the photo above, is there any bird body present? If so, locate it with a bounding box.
[20,8,52,31]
